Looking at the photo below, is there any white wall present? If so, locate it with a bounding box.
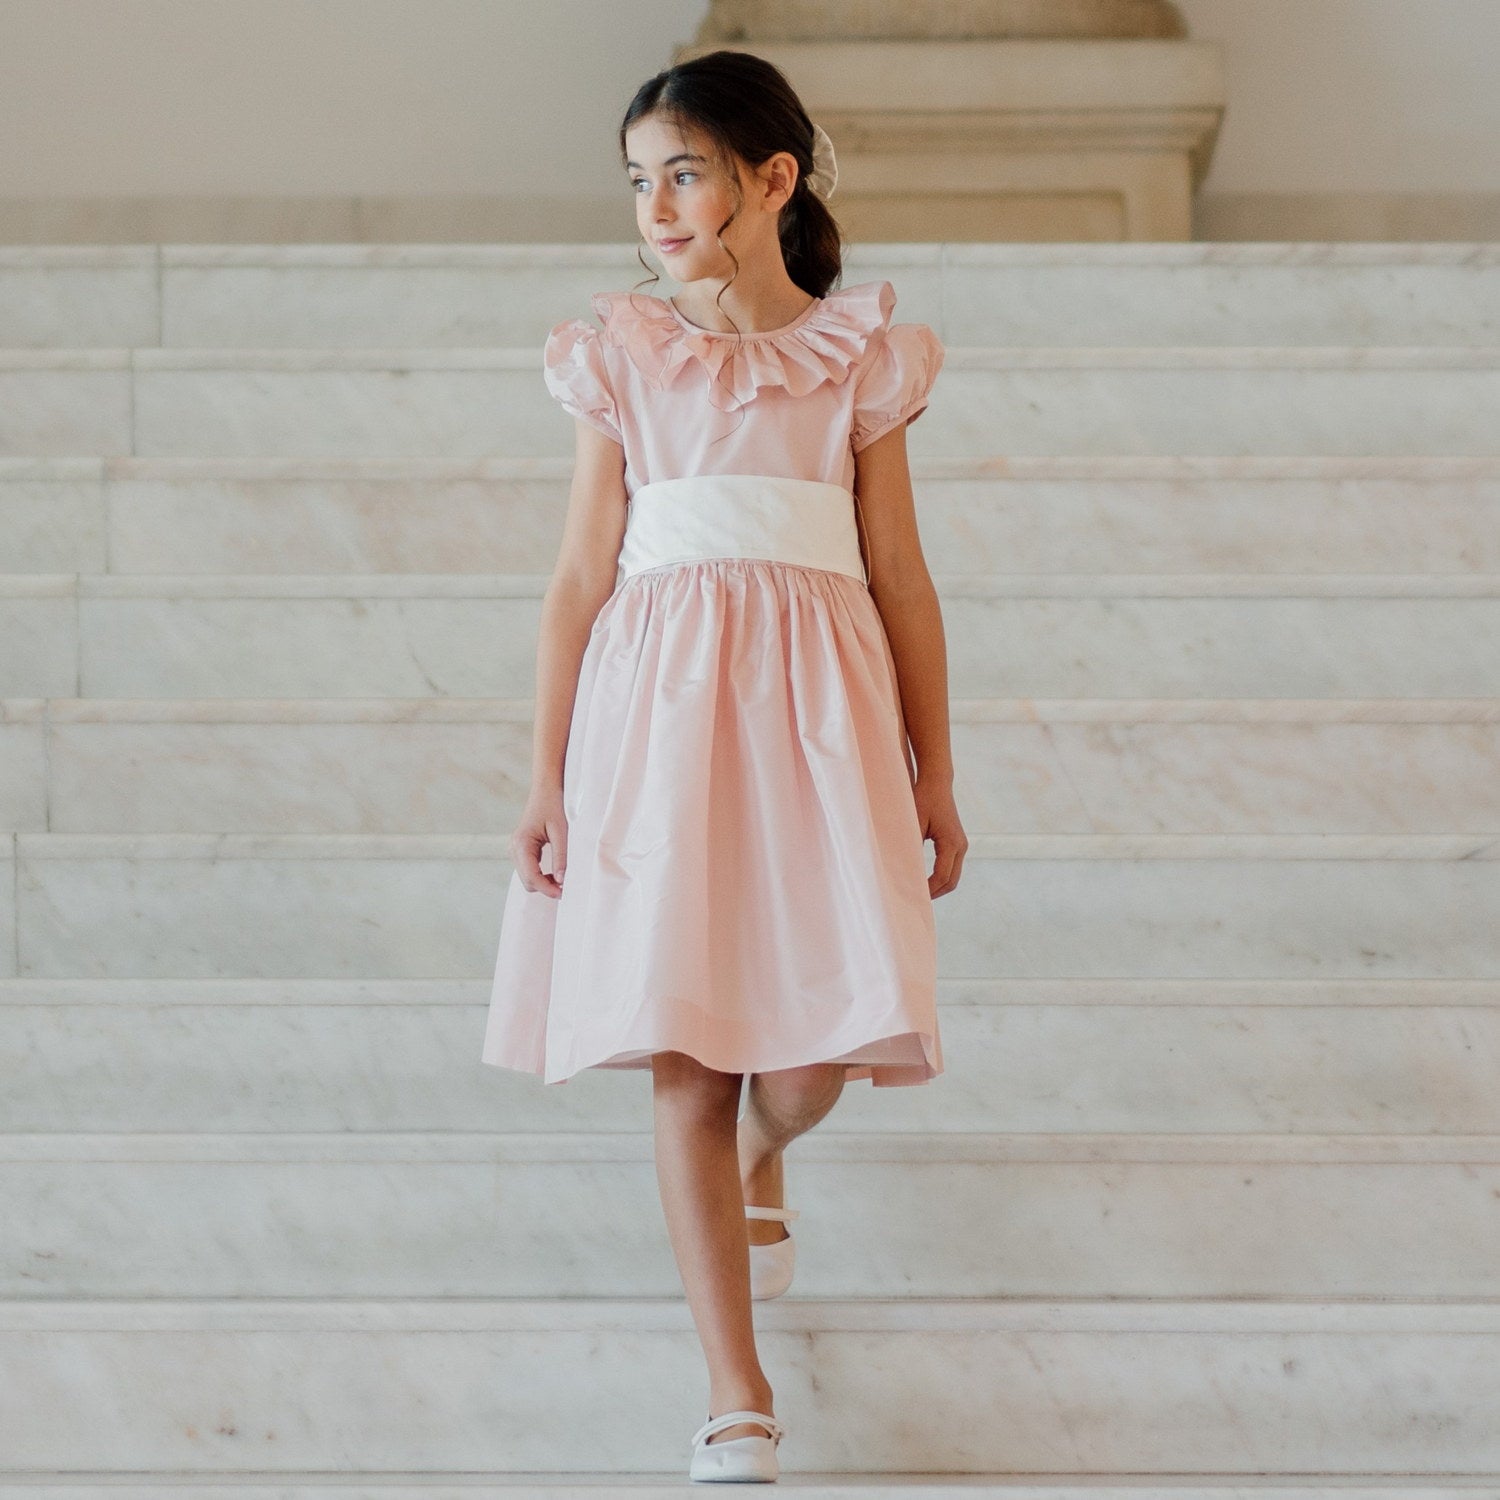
[0,0,702,196]
[1176,0,1500,193]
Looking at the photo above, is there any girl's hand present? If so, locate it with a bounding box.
[914,777,967,898]
[510,787,569,899]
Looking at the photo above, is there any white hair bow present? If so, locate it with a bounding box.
[807,122,838,202]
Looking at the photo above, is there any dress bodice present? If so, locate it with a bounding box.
[541,279,944,499]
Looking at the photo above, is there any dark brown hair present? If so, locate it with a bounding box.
[619,49,846,331]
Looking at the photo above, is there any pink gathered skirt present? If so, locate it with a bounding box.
[481,475,942,1088]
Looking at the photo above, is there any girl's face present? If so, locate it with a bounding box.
[625,115,794,283]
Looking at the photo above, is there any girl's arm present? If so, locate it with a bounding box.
[853,423,968,897]
[512,419,626,898]
[529,419,629,792]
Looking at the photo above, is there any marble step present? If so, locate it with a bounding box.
[0,1483,1479,1500]
[3,1485,1481,1500]
[5,348,1500,459]
[4,697,1500,837]
[4,1130,1500,1300]
[4,455,1500,578]
[2,832,1496,981]
[4,243,1500,349]
[6,572,1500,700]
[1,1296,1497,1473]
[4,976,1497,1135]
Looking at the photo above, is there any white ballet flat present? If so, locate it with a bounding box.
[746,1204,799,1300]
[689,1408,786,1482]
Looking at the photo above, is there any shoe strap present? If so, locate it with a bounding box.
[744,1204,800,1223]
[693,1409,785,1446]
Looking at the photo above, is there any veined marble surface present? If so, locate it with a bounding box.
[5,346,1500,459]
[7,1135,1500,1299]
[5,242,1500,348]
[6,832,1499,979]
[0,699,1497,836]
[2,243,1499,1486]
[2,976,1497,1134]
[2,1296,1500,1472]
[4,456,1499,576]
[3,578,1497,698]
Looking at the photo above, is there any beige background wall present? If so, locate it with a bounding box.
[1176,0,1500,237]
[2,0,1497,239]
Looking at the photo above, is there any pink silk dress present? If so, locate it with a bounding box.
[481,278,946,1088]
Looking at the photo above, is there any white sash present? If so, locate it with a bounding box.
[617,474,868,585]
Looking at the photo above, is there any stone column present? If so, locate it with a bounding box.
[676,0,1224,240]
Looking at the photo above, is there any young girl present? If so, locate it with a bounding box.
[481,49,967,1483]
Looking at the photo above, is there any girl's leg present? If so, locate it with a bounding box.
[651,1050,774,1444]
[737,1064,847,1243]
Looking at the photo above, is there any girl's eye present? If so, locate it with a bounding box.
[631,171,697,193]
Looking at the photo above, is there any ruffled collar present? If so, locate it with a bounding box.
[589,279,896,412]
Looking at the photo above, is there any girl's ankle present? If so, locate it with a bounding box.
[709,1380,774,1412]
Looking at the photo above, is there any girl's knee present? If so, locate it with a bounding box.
[650,1050,742,1102]
[747,1062,846,1133]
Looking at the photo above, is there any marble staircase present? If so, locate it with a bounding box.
[2,243,1499,1493]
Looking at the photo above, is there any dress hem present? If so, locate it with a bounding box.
[481,1024,942,1090]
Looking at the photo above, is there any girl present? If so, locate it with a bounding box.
[481,49,967,1483]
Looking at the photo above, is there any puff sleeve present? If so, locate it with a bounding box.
[542,319,624,445]
[850,322,945,455]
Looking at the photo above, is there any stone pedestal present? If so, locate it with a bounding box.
[676,0,1224,241]
[697,0,1190,40]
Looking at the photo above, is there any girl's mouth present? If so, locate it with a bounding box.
[658,237,692,254]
